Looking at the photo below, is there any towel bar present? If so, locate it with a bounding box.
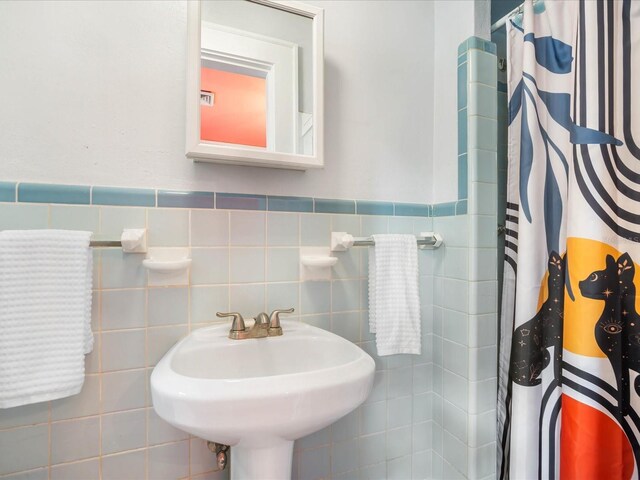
[331,232,443,251]
[89,240,122,247]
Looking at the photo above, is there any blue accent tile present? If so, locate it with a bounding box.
[394,203,430,217]
[498,81,507,93]
[458,108,468,155]
[0,182,16,202]
[457,40,468,56]
[157,190,214,209]
[457,52,467,66]
[458,154,468,200]
[468,37,483,50]
[92,186,155,207]
[19,183,90,205]
[314,198,355,215]
[484,42,497,55]
[432,202,457,217]
[458,64,467,111]
[456,200,468,215]
[216,192,266,211]
[356,200,394,216]
[267,195,313,213]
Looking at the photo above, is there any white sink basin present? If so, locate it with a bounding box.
[150,320,375,480]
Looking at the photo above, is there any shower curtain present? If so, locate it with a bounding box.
[498,0,640,478]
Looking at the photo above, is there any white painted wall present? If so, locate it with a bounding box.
[0,0,434,204]
[431,0,490,204]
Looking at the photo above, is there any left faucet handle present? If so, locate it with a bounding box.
[216,312,246,332]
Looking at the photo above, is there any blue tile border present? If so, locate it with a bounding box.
[216,192,266,211]
[267,195,313,213]
[356,200,394,216]
[394,203,430,217]
[0,182,16,202]
[460,36,496,55]
[18,183,90,205]
[456,199,468,215]
[0,184,467,217]
[92,186,156,207]
[314,198,356,215]
[433,202,457,217]
[158,190,214,209]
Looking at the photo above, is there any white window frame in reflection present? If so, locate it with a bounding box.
[200,22,299,153]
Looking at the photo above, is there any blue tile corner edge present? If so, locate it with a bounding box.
[461,36,497,55]
[0,182,16,202]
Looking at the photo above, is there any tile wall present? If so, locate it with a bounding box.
[0,189,438,480]
[429,37,499,480]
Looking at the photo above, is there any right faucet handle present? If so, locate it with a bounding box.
[269,308,295,330]
[217,312,246,332]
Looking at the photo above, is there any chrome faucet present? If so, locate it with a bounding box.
[217,308,294,340]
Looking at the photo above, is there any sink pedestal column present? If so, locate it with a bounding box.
[230,440,294,480]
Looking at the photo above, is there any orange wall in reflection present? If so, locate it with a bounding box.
[200,67,267,148]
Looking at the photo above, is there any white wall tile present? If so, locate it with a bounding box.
[50,205,99,232]
[101,450,146,480]
[147,325,188,366]
[230,211,265,246]
[101,409,146,455]
[443,430,468,477]
[101,370,147,413]
[190,286,229,324]
[51,417,100,464]
[230,247,265,283]
[0,403,48,430]
[190,248,229,285]
[148,209,189,247]
[388,396,412,429]
[332,438,359,475]
[102,289,146,330]
[266,248,299,282]
[148,440,189,480]
[51,458,99,480]
[298,446,330,480]
[0,425,49,475]
[229,284,265,314]
[148,287,188,326]
[387,426,412,459]
[267,212,299,246]
[101,329,146,371]
[266,282,299,313]
[100,207,146,237]
[359,433,386,467]
[191,210,229,246]
[51,374,100,420]
[443,371,468,412]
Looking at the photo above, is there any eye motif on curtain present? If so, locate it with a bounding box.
[579,253,640,417]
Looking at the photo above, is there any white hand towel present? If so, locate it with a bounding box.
[368,234,421,356]
[0,230,93,408]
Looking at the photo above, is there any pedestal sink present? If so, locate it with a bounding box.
[150,320,375,480]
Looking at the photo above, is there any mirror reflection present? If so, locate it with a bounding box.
[200,1,314,155]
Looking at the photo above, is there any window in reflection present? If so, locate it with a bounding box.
[200,67,267,148]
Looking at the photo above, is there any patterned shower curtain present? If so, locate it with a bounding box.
[498,0,640,478]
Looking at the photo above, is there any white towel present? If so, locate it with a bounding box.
[0,230,93,408]
[368,234,421,356]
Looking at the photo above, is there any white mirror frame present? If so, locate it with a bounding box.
[186,0,324,170]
